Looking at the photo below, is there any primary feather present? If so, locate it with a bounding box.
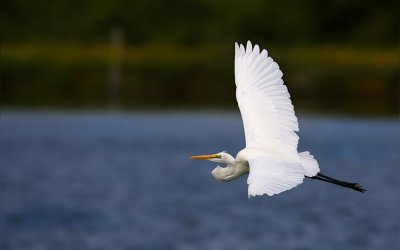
[235,41,308,197]
[235,41,299,153]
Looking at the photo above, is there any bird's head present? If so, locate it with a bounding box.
[190,151,235,164]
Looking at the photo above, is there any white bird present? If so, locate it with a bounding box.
[191,41,365,197]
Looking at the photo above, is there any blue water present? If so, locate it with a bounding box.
[1,111,399,250]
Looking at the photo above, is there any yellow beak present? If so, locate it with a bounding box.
[190,154,219,160]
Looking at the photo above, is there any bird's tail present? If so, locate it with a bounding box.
[299,151,320,177]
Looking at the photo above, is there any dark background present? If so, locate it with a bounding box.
[1,2,400,250]
[1,0,398,115]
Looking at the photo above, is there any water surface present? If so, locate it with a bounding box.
[1,111,399,250]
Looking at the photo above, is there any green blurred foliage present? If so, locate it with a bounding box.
[0,0,398,114]
[1,0,397,45]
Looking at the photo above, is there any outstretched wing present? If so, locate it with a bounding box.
[235,41,303,196]
[235,41,299,154]
[247,157,304,197]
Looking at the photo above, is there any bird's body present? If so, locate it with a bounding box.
[191,41,365,197]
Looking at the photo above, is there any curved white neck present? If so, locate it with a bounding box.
[211,160,249,182]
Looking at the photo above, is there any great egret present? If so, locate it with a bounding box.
[191,41,365,197]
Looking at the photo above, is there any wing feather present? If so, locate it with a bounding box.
[235,41,303,197]
[235,41,299,154]
[247,157,304,197]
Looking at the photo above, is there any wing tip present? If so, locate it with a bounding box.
[248,188,281,198]
[253,44,260,54]
[235,42,239,56]
[248,180,304,198]
[237,40,273,58]
[246,40,252,51]
[236,40,258,55]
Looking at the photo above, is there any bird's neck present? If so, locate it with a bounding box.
[211,163,236,181]
[211,160,249,182]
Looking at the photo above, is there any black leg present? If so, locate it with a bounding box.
[307,173,366,193]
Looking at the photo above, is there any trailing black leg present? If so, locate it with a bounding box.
[307,173,366,193]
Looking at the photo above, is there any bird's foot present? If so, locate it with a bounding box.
[348,183,366,193]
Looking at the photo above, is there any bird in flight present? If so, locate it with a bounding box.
[191,41,365,197]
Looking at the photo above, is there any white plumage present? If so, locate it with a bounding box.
[235,41,319,197]
[235,41,299,154]
[191,41,321,197]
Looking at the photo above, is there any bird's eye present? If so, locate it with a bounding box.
[217,154,222,159]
